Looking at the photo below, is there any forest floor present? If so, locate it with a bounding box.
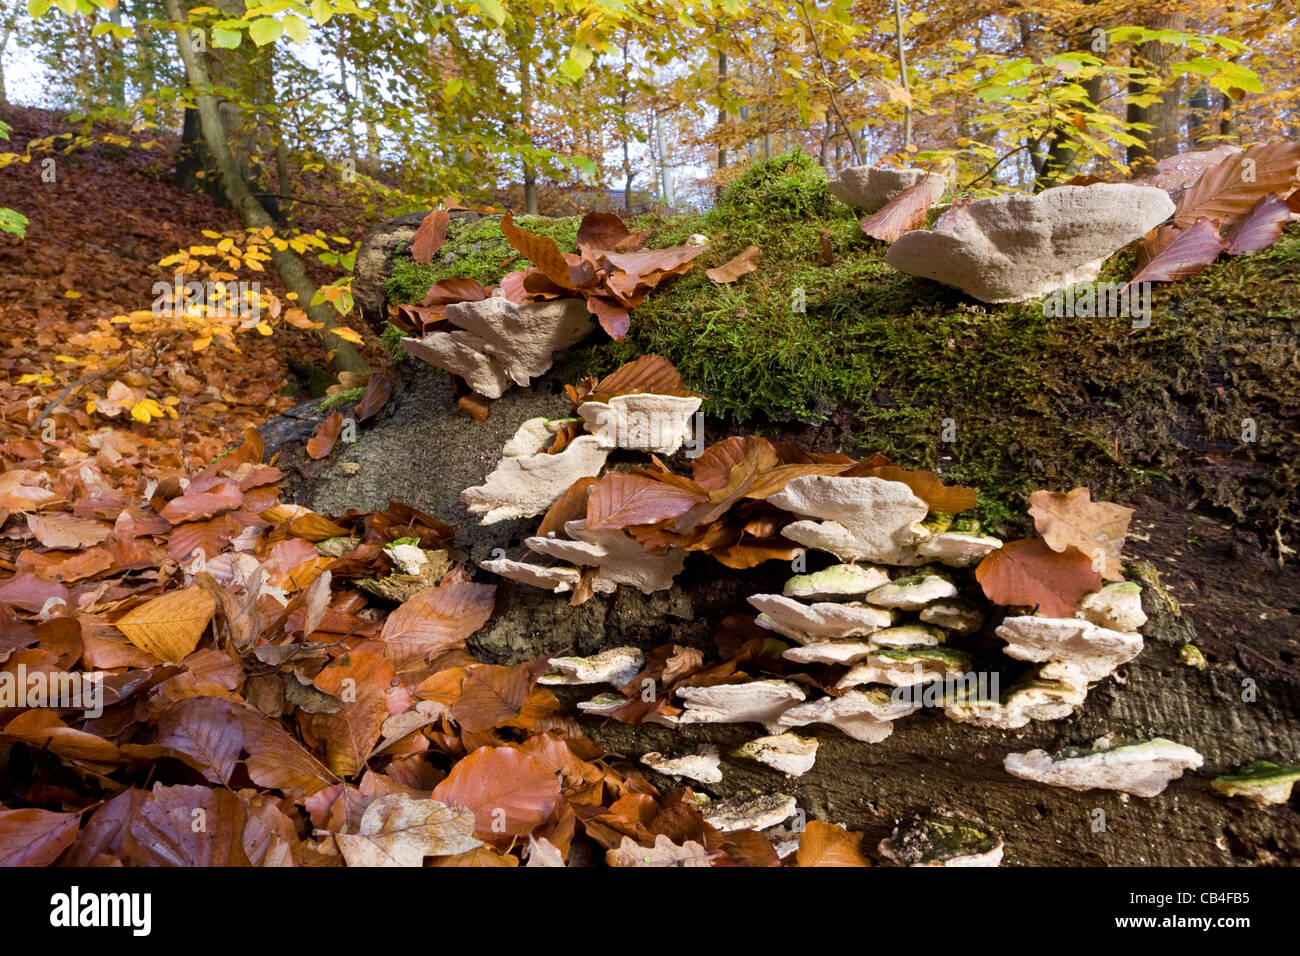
[0,107,1296,866]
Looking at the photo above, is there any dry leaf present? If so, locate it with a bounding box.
[975,537,1102,617]
[335,793,480,866]
[114,586,216,661]
[795,821,870,867]
[705,245,761,283]
[1028,487,1134,581]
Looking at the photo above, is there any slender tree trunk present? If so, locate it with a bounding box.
[1126,10,1187,168]
[893,0,912,149]
[716,44,727,200]
[162,0,368,375]
[337,25,358,161]
[519,56,538,214]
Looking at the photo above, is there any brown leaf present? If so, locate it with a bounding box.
[576,211,633,250]
[585,295,632,341]
[860,182,935,242]
[410,210,451,264]
[451,659,548,733]
[25,512,112,549]
[377,569,495,669]
[308,651,398,777]
[501,211,579,289]
[335,793,480,866]
[795,821,871,866]
[458,393,492,421]
[705,244,761,283]
[846,464,978,514]
[1172,140,1300,228]
[114,586,216,662]
[1129,218,1229,285]
[354,372,395,424]
[159,479,244,523]
[536,477,597,538]
[431,745,560,841]
[584,471,705,530]
[588,354,694,402]
[1027,487,1134,581]
[0,808,80,866]
[819,229,835,265]
[421,276,488,307]
[307,413,345,460]
[1224,193,1293,255]
[975,537,1102,617]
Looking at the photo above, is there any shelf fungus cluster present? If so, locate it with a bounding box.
[1004,735,1204,798]
[402,297,595,399]
[1211,760,1300,806]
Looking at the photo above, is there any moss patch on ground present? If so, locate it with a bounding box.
[382,151,1300,537]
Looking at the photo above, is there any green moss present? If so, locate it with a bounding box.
[319,386,366,412]
[385,214,583,303]
[378,321,409,362]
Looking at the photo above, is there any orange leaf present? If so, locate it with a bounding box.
[796,821,871,866]
[377,569,495,669]
[975,537,1102,617]
[307,413,344,460]
[705,244,761,283]
[114,585,216,662]
[410,210,451,264]
[432,745,560,841]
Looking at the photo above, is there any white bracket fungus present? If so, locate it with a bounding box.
[776,689,920,743]
[748,593,894,642]
[1004,735,1203,798]
[479,557,582,594]
[769,475,931,564]
[884,184,1176,303]
[526,519,687,594]
[577,393,703,455]
[674,679,807,732]
[1076,581,1148,632]
[640,746,724,784]
[1211,761,1300,806]
[864,568,958,609]
[996,615,1143,687]
[782,563,891,600]
[539,646,646,686]
[878,815,1003,867]
[461,434,610,525]
[700,792,798,833]
[828,164,948,213]
[733,733,819,777]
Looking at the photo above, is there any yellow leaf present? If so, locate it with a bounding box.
[193,336,212,351]
[201,230,222,239]
[331,326,363,344]
[85,400,97,414]
[114,586,216,662]
[256,322,273,335]
[64,290,82,299]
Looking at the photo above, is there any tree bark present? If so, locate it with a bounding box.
[162,0,368,376]
[1126,11,1187,168]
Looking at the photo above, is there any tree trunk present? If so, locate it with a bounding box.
[519,57,538,215]
[716,46,727,200]
[337,24,358,161]
[1126,11,1187,168]
[162,0,368,376]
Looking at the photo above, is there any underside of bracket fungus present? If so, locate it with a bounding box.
[640,746,723,784]
[1211,761,1300,806]
[884,183,1176,302]
[539,646,645,686]
[577,393,703,455]
[461,420,610,524]
[1005,735,1204,798]
[996,615,1144,688]
[402,296,594,398]
[770,475,932,564]
[479,556,581,593]
[733,733,820,776]
[776,689,919,743]
[829,164,948,213]
[878,814,1003,867]
[674,680,807,732]
[526,519,687,594]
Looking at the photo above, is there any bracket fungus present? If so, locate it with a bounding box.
[539,646,646,686]
[577,393,703,455]
[1076,581,1148,632]
[478,557,581,594]
[402,297,595,398]
[1004,735,1204,798]
[674,679,807,732]
[864,567,958,609]
[837,646,972,689]
[733,733,820,777]
[776,688,919,743]
[782,563,891,600]
[878,814,1003,867]
[996,615,1143,687]
[884,183,1176,302]
[829,164,948,213]
[945,679,1087,730]
[640,746,724,784]
[769,475,931,564]
[748,593,894,642]
[461,422,610,524]
[700,792,799,833]
[1211,760,1300,806]
[526,519,687,594]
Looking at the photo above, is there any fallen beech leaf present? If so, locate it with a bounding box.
[431,845,520,867]
[0,470,60,512]
[606,833,712,867]
[975,537,1102,617]
[1028,487,1134,581]
[584,471,704,530]
[586,354,694,402]
[501,211,577,289]
[576,210,633,251]
[451,659,548,733]
[410,210,451,264]
[4,710,123,764]
[0,809,80,866]
[585,295,631,341]
[307,413,345,460]
[819,229,835,265]
[848,464,978,514]
[1172,140,1300,228]
[859,182,935,242]
[354,372,395,423]
[114,586,216,661]
[1129,218,1229,285]
[25,512,112,549]
[378,569,496,669]
[335,793,480,866]
[159,480,244,523]
[795,821,870,867]
[432,745,560,840]
[705,244,761,283]
[1224,194,1293,255]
